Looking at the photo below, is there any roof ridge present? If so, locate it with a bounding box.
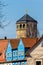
[16,14,37,23]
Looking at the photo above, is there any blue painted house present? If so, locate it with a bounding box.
[0,37,38,65]
[5,37,37,65]
[6,40,12,61]
[18,38,25,60]
[6,38,27,65]
[12,49,18,60]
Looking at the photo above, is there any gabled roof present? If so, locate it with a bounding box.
[0,40,8,52]
[26,35,43,55]
[0,38,38,51]
[10,39,19,49]
[0,37,39,62]
[22,38,38,48]
[0,40,8,62]
[10,38,38,49]
[16,14,37,23]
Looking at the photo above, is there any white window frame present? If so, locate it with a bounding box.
[35,60,42,65]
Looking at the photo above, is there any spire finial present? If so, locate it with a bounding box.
[25,9,28,14]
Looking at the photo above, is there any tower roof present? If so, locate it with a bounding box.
[16,14,37,23]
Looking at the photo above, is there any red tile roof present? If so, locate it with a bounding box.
[0,38,39,62]
[0,40,8,62]
[10,38,38,49]
[29,35,43,53]
[22,38,38,48]
[10,39,19,49]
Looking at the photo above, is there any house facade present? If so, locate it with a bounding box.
[6,40,12,61]
[27,36,43,65]
[5,38,27,65]
[0,37,38,65]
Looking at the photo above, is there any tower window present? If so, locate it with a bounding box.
[23,24,25,28]
[17,25,18,28]
[20,24,22,29]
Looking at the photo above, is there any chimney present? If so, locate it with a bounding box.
[4,36,7,39]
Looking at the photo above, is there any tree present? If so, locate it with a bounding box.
[0,0,10,29]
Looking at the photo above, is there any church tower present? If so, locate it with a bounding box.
[16,14,38,38]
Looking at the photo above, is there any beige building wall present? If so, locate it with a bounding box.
[16,23,27,38]
[16,30,27,38]
[27,40,43,65]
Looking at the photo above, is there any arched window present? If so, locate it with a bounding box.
[17,25,18,28]
[23,24,25,28]
[20,24,22,29]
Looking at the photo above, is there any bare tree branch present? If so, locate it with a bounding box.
[0,0,10,29]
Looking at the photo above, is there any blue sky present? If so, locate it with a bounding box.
[0,0,43,38]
